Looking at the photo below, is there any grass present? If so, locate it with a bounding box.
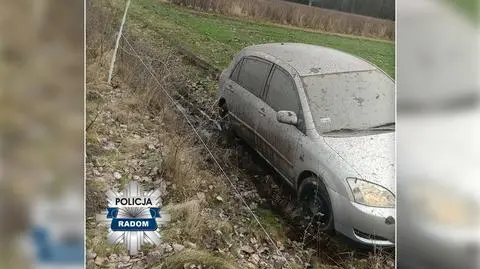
[119,0,395,78]
[158,249,237,269]
[450,0,479,22]
[251,208,288,242]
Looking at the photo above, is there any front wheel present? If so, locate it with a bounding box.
[298,177,334,233]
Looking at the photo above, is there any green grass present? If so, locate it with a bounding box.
[449,0,479,22]
[159,250,237,269]
[250,208,288,242]
[120,0,395,78]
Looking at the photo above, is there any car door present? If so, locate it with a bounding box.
[223,56,273,146]
[255,65,305,183]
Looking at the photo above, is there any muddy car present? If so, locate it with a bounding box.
[218,43,395,246]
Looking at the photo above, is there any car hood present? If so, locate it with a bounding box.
[323,132,395,193]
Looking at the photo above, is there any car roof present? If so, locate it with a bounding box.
[242,43,378,77]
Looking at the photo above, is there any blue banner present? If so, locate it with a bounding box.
[107,207,161,232]
[111,218,158,231]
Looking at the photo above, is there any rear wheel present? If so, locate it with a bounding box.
[298,177,334,233]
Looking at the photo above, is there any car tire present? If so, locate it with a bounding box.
[298,176,334,233]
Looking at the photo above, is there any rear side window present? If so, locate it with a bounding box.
[230,59,242,81]
[234,57,272,98]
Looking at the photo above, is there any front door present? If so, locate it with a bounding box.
[255,66,305,183]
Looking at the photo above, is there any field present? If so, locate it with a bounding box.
[120,0,395,78]
[169,0,395,40]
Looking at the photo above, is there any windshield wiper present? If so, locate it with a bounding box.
[369,122,395,129]
[323,128,359,134]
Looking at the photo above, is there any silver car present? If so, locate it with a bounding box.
[217,43,395,246]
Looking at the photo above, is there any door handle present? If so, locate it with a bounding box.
[258,107,266,116]
[225,84,233,91]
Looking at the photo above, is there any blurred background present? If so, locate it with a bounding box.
[397,0,479,268]
[0,0,84,268]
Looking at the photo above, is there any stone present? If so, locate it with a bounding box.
[87,250,97,260]
[272,255,286,267]
[249,253,260,264]
[257,246,268,254]
[172,243,185,252]
[276,240,285,251]
[108,253,118,262]
[196,192,206,201]
[120,255,131,263]
[113,172,122,179]
[148,144,156,150]
[240,245,255,254]
[118,262,133,269]
[163,244,173,253]
[184,241,197,249]
[141,176,151,182]
[94,256,107,266]
[104,141,116,150]
[259,261,269,268]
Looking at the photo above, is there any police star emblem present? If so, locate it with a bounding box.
[96,181,169,255]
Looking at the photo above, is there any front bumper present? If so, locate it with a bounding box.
[329,189,395,247]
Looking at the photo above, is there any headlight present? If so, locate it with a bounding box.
[347,178,395,208]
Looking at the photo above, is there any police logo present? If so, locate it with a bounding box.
[96,181,169,255]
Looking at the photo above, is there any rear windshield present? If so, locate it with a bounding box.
[302,70,395,134]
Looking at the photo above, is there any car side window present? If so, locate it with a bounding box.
[265,67,305,132]
[234,57,272,98]
[230,58,243,81]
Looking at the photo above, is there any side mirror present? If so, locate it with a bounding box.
[277,111,298,125]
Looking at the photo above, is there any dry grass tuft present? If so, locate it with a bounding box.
[159,249,237,269]
[163,199,205,237]
[169,0,394,39]
[86,180,107,219]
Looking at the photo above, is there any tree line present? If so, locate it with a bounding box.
[285,0,395,20]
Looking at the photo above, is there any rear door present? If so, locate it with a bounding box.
[223,57,273,146]
[255,66,305,182]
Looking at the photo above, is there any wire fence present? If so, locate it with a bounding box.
[119,32,296,269]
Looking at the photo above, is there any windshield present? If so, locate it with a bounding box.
[303,70,395,134]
